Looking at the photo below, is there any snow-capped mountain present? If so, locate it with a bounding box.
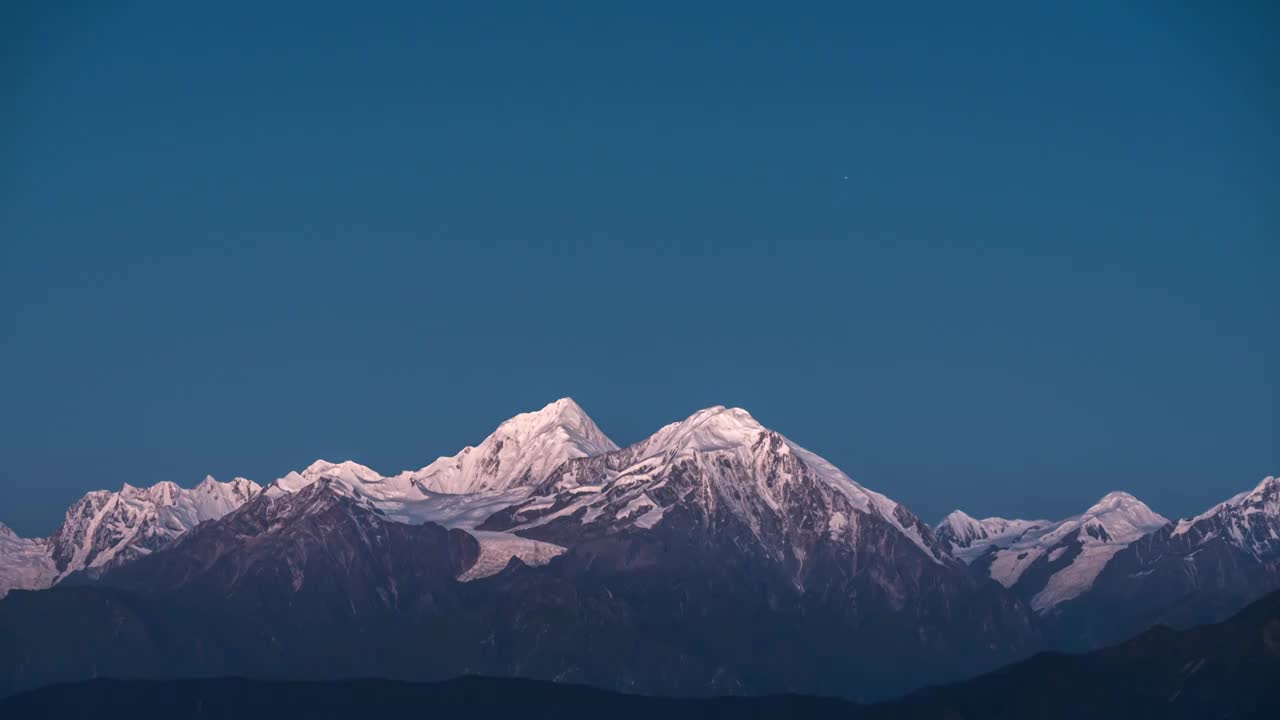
[404,398,618,494]
[4,401,1034,701]
[954,492,1168,612]
[250,403,955,585]
[263,457,565,581]
[1,395,1272,701]
[46,475,262,581]
[264,398,617,504]
[0,476,262,597]
[934,511,1050,563]
[102,478,481,608]
[1060,476,1280,645]
[482,405,949,574]
[254,398,621,579]
[465,405,1040,695]
[0,399,615,595]
[1169,475,1280,559]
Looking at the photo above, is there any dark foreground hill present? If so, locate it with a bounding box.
[0,676,858,720]
[4,590,1278,720]
[871,587,1280,720]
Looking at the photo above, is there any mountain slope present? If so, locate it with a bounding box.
[1054,476,1280,646]
[0,483,483,697]
[404,398,619,494]
[0,476,262,598]
[262,458,566,581]
[935,511,1049,563]
[954,492,1168,612]
[485,405,947,568]
[102,479,480,614]
[1169,475,1280,560]
[254,399,620,579]
[0,399,614,595]
[870,587,1280,720]
[471,405,1038,695]
[47,476,263,581]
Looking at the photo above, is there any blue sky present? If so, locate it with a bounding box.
[2,1,1276,536]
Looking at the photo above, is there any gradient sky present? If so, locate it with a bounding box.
[2,1,1277,537]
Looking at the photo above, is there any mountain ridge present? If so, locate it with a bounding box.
[5,589,1277,720]
[938,490,1169,612]
[0,398,1042,700]
[1,397,1276,703]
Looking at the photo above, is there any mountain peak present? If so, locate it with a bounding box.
[1247,475,1278,499]
[934,510,983,547]
[961,493,1168,611]
[489,397,615,448]
[539,397,588,419]
[268,459,384,497]
[641,405,767,456]
[687,405,763,427]
[410,398,617,494]
[1079,491,1166,542]
[940,509,978,526]
[1172,475,1280,551]
[302,459,382,481]
[302,459,337,475]
[193,475,261,501]
[935,511,1048,560]
[1089,490,1141,508]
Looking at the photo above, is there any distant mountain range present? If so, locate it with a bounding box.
[0,398,1275,701]
[936,491,1169,612]
[5,589,1277,719]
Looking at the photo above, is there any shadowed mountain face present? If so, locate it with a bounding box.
[0,677,861,720]
[870,588,1280,720]
[101,479,480,613]
[3,590,1278,720]
[0,483,486,693]
[0,470,1035,701]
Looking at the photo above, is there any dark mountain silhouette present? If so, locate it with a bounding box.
[3,589,1277,720]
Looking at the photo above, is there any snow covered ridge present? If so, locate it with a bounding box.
[1169,476,1280,559]
[45,476,262,580]
[1,396,1275,603]
[3,398,940,594]
[257,403,948,579]
[0,398,618,596]
[936,491,1170,612]
[406,397,619,494]
[935,511,1050,563]
[0,475,261,598]
[495,405,949,565]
